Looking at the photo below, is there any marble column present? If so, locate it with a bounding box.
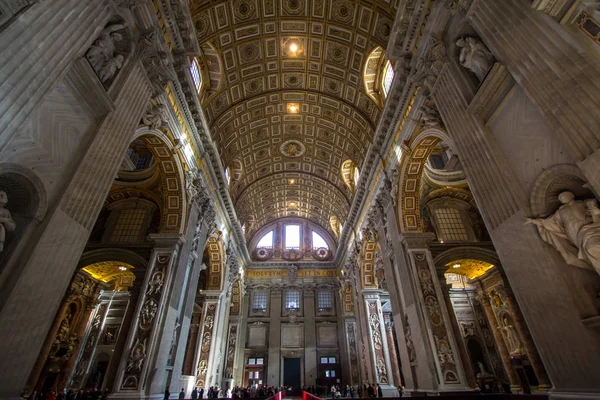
[112,233,184,398]
[468,0,600,193]
[433,57,600,395]
[267,288,282,386]
[363,293,396,395]
[206,291,231,387]
[403,233,472,392]
[476,290,521,393]
[439,278,477,389]
[502,290,551,392]
[57,303,97,390]
[0,61,152,397]
[383,314,402,388]
[163,203,211,394]
[371,192,440,393]
[194,300,219,390]
[303,288,317,386]
[232,292,250,387]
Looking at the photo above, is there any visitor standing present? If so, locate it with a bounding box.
[179,389,185,400]
[164,389,170,400]
[192,388,198,400]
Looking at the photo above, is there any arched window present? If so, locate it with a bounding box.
[284,224,300,249]
[256,230,273,248]
[382,61,394,97]
[312,231,329,250]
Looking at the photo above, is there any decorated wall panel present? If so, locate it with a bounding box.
[412,251,461,385]
[195,303,217,388]
[121,253,171,390]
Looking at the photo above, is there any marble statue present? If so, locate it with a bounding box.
[526,191,600,277]
[456,37,495,81]
[85,23,127,84]
[0,190,16,253]
[500,316,523,355]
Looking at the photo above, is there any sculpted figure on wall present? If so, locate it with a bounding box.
[526,191,600,277]
[142,102,170,130]
[456,36,495,81]
[0,190,16,253]
[500,316,523,356]
[86,23,128,84]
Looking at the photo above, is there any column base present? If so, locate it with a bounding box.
[549,391,600,400]
[380,385,399,397]
[109,391,164,400]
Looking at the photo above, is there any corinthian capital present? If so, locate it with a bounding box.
[411,38,448,94]
[138,31,177,97]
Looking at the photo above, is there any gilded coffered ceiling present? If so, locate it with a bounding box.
[190,0,399,241]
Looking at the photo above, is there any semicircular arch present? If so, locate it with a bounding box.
[397,127,456,232]
[132,127,187,234]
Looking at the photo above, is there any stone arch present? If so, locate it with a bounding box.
[433,246,499,279]
[78,248,149,275]
[434,246,500,268]
[529,164,593,217]
[132,127,187,234]
[397,127,456,232]
[205,233,225,291]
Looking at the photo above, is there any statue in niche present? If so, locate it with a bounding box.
[456,36,495,81]
[86,23,128,84]
[526,191,600,277]
[0,190,16,253]
[500,316,523,356]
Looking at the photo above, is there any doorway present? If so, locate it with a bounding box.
[283,357,301,393]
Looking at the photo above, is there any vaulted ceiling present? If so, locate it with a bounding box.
[190,0,399,242]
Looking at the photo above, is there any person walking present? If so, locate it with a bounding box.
[191,388,198,400]
[376,384,382,398]
[199,388,204,399]
[179,389,185,400]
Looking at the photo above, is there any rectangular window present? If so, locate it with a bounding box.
[285,224,300,249]
[111,209,146,243]
[434,208,469,242]
[317,291,333,312]
[190,58,202,92]
[252,291,268,313]
[247,358,264,365]
[285,290,301,311]
[320,356,336,364]
[325,370,336,378]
